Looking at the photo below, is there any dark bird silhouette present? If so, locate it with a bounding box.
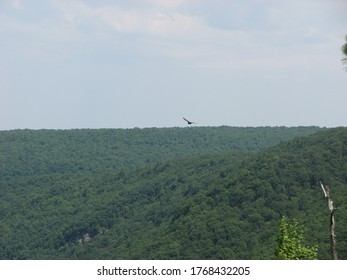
[183,117,197,125]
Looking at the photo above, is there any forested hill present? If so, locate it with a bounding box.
[0,126,320,177]
[1,127,346,260]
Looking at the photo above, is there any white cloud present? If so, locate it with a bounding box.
[52,1,334,65]
[3,0,344,72]
[54,1,206,37]
[6,0,24,10]
[146,0,186,9]
[48,0,213,61]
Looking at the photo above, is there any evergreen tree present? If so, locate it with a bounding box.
[342,35,347,69]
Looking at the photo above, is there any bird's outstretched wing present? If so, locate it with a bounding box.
[183,117,196,124]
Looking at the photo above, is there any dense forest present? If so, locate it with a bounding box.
[0,126,321,177]
[0,126,346,260]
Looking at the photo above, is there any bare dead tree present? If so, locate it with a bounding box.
[319,181,338,260]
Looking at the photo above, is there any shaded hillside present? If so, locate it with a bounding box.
[0,126,321,178]
[0,127,345,259]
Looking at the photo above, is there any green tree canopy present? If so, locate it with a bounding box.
[275,216,318,260]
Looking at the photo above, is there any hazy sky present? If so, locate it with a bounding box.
[1,0,346,130]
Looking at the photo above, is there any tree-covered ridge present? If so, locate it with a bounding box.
[0,126,321,177]
[0,127,346,260]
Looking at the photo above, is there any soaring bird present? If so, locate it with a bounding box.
[183,117,197,125]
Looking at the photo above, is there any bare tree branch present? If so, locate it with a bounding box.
[319,181,328,198]
[319,181,338,260]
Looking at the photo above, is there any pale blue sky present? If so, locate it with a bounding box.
[1,0,346,130]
